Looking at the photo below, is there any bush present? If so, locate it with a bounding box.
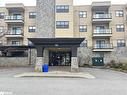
[121,64,127,70]
[106,60,127,71]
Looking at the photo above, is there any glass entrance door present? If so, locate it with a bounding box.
[49,51,71,66]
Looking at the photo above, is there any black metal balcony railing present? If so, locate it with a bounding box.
[5,15,24,20]
[93,29,112,34]
[93,14,112,19]
[94,44,113,49]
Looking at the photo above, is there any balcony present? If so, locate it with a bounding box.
[4,15,24,24]
[92,1,111,7]
[92,1,111,11]
[5,30,24,38]
[92,14,112,23]
[93,29,112,37]
[6,3,24,10]
[93,43,114,52]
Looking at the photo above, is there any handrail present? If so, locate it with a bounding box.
[93,14,112,19]
[5,15,24,20]
[93,29,112,34]
[5,30,23,35]
[94,43,113,49]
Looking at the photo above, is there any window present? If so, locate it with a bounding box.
[0,12,5,19]
[117,39,126,47]
[79,11,87,18]
[116,24,124,32]
[12,41,20,46]
[28,26,36,32]
[0,26,4,33]
[79,25,87,32]
[116,10,124,17]
[29,12,36,19]
[56,21,69,29]
[56,5,69,13]
[80,40,87,47]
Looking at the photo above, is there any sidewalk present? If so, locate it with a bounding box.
[14,71,95,79]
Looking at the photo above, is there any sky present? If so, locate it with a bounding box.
[0,0,127,6]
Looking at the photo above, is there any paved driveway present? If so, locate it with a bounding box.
[0,67,127,95]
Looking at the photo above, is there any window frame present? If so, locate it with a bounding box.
[116,24,125,32]
[79,11,87,18]
[79,25,87,32]
[117,39,126,47]
[29,12,36,19]
[56,21,69,29]
[56,5,69,13]
[115,10,124,17]
[28,26,36,32]
[11,40,21,46]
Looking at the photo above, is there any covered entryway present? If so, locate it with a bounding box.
[49,48,71,66]
[28,38,84,72]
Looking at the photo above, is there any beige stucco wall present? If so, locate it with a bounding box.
[23,6,36,45]
[109,5,127,47]
[55,0,74,37]
[74,5,93,47]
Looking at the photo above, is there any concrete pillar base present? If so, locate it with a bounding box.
[71,57,79,72]
[35,57,44,72]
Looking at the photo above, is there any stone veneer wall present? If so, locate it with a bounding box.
[0,57,29,67]
[78,47,127,66]
[35,57,44,71]
[71,57,78,72]
[29,49,37,65]
[36,0,55,38]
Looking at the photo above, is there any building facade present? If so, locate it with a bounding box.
[0,0,127,71]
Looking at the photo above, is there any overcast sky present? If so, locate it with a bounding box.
[0,0,127,6]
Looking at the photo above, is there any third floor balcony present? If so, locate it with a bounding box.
[92,14,112,23]
[4,15,24,24]
[93,29,112,37]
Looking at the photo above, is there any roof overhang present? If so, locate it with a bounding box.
[28,38,85,46]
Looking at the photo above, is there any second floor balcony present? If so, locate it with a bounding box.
[5,30,24,38]
[4,15,24,24]
[93,14,112,22]
[93,29,112,37]
[93,43,114,52]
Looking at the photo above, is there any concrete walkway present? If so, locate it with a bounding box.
[14,71,95,79]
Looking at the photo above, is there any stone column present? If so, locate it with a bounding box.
[71,47,79,72]
[43,49,49,64]
[35,57,44,72]
[35,46,44,72]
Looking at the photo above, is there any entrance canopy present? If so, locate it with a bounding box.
[28,38,84,46]
[28,38,84,57]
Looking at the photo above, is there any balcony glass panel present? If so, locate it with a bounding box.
[7,30,22,35]
[94,44,113,49]
[94,29,112,34]
[5,15,23,20]
[93,14,112,19]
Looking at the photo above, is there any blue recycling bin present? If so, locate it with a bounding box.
[42,64,48,72]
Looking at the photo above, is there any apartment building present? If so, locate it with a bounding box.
[0,0,127,72]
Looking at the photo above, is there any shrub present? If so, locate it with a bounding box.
[121,64,127,70]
